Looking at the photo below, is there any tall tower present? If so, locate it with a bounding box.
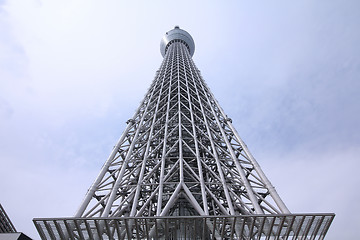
[34,27,334,239]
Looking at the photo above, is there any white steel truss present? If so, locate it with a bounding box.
[74,40,290,219]
[34,27,334,239]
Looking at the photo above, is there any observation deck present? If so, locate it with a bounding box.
[160,26,195,57]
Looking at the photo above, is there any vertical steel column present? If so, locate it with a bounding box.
[208,90,290,214]
[100,69,164,218]
[129,57,168,217]
[181,45,209,215]
[156,44,175,216]
[185,46,236,215]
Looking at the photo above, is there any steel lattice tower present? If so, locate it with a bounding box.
[34,27,334,239]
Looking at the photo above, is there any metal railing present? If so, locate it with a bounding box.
[33,213,334,240]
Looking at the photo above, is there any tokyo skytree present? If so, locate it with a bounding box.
[34,26,334,239]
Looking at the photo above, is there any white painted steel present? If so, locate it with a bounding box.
[74,28,293,220]
[74,114,134,217]
[160,26,195,57]
[208,90,291,214]
[33,214,335,240]
[56,26,322,239]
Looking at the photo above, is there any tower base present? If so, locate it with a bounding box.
[33,213,334,239]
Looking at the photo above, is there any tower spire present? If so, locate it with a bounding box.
[34,27,334,240]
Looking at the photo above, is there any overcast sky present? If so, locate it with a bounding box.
[1,1,359,239]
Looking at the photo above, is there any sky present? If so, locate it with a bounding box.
[0,0,359,239]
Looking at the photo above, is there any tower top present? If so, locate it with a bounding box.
[160,26,195,57]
